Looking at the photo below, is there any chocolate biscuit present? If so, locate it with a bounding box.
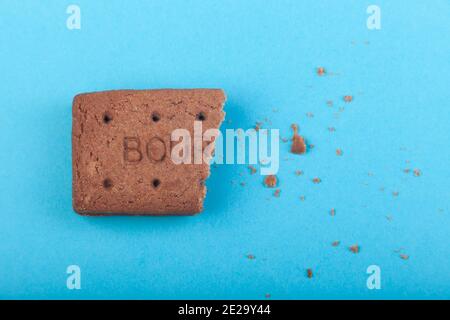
[72,89,226,215]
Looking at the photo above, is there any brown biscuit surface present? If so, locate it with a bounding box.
[72,89,226,215]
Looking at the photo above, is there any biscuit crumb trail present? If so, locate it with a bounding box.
[295,170,304,176]
[413,169,422,177]
[332,241,340,247]
[290,124,307,155]
[400,254,409,260]
[307,268,313,278]
[349,244,360,254]
[330,208,336,216]
[264,175,278,188]
[273,189,281,197]
[317,67,326,76]
[312,177,322,184]
[336,148,343,156]
[343,95,353,103]
[246,254,256,260]
[248,165,257,175]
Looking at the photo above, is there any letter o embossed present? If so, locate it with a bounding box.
[146,137,166,162]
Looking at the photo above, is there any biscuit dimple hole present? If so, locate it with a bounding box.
[103,112,112,124]
[103,178,113,189]
[196,112,206,121]
[151,112,160,122]
[152,178,161,189]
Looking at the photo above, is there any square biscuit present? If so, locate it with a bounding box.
[72,89,226,215]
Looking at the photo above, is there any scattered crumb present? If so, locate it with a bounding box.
[400,254,409,260]
[295,170,304,176]
[309,144,315,149]
[326,100,333,107]
[349,244,360,254]
[264,175,278,188]
[290,124,307,155]
[336,148,343,156]
[317,67,326,76]
[404,168,411,174]
[265,293,271,299]
[343,95,353,103]
[307,268,313,279]
[255,121,262,131]
[312,177,322,184]
[299,195,306,201]
[240,182,246,187]
[330,208,336,216]
[273,189,281,197]
[392,191,399,197]
[246,254,256,260]
[332,241,340,247]
[328,127,336,132]
[386,215,393,222]
[248,165,257,175]
[413,169,422,177]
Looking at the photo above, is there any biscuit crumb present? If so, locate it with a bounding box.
[400,254,409,260]
[273,189,281,197]
[306,112,314,118]
[246,254,256,260]
[332,241,340,247]
[248,165,257,175]
[307,268,313,278]
[330,208,336,216]
[349,244,360,254]
[317,67,326,76]
[336,149,343,156]
[255,122,262,131]
[265,293,271,299]
[328,127,336,132]
[299,195,306,201]
[343,95,353,103]
[413,169,422,177]
[295,170,304,176]
[404,168,411,174]
[264,175,278,188]
[312,177,322,184]
[240,182,246,187]
[392,191,399,197]
[326,100,333,107]
[290,124,307,155]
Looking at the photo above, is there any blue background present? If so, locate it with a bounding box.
[1,0,449,299]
